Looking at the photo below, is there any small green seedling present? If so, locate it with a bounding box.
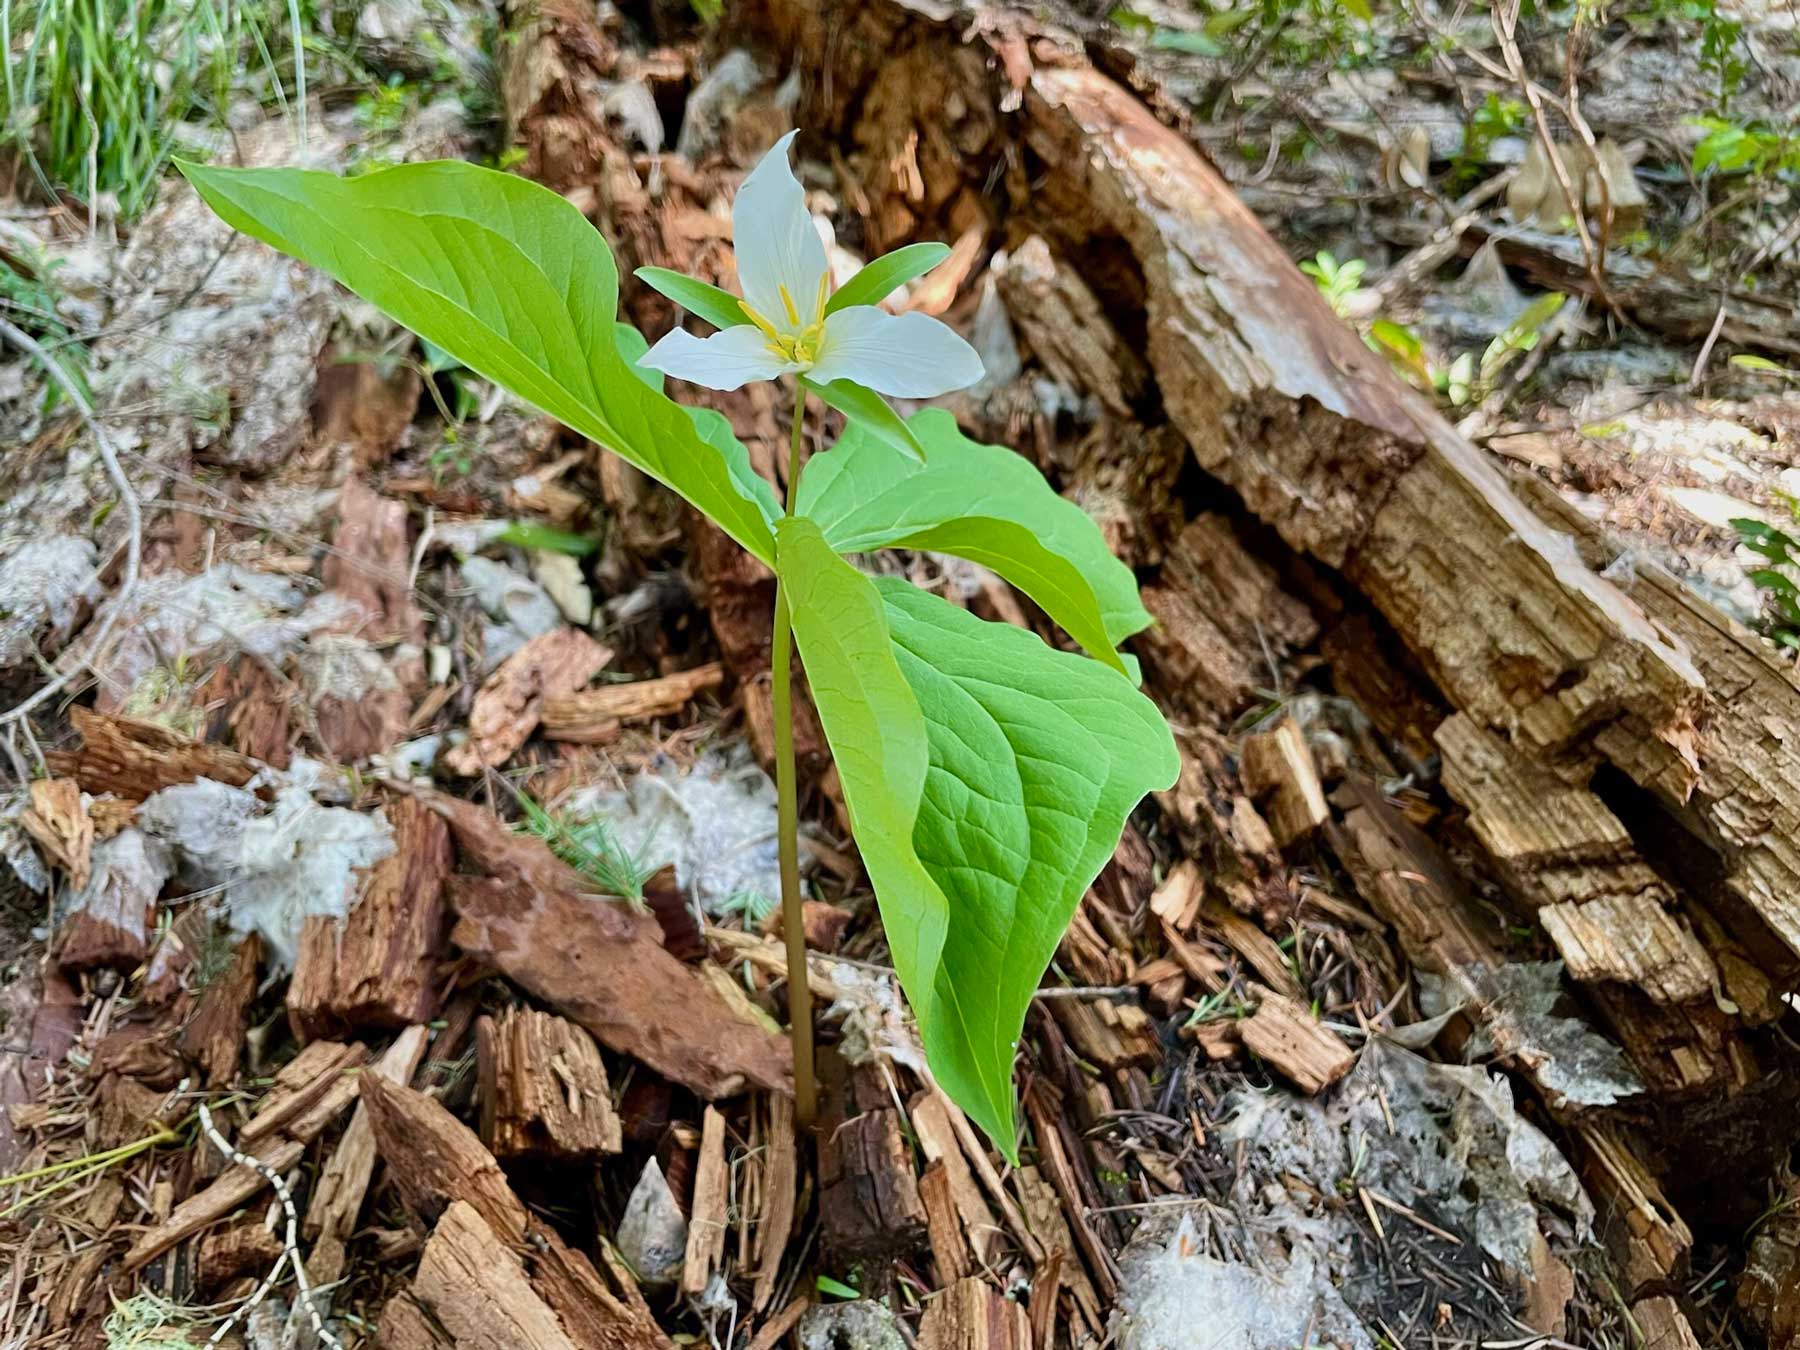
[177,134,1176,1159]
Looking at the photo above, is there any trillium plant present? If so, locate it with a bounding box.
[178,133,1177,1159]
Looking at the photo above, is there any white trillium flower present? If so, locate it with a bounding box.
[638,132,984,398]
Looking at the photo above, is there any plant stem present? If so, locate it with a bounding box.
[772,388,817,1129]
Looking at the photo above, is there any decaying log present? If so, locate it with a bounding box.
[477,1006,622,1161]
[289,796,452,1039]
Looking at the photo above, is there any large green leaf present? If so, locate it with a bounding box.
[782,512,1176,1154]
[178,159,782,564]
[775,519,952,1038]
[796,409,1151,673]
[878,580,1178,1153]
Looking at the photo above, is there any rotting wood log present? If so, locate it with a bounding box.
[477,1006,622,1161]
[289,796,452,1039]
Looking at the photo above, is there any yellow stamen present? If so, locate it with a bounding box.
[739,299,783,342]
[814,271,831,320]
[778,283,802,328]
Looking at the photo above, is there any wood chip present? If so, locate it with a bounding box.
[1239,988,1355,1094]
[540,661,724,742]
[681,1105,729,1296]
[918,1276,1032,1349]
[413,1200,580,1350]
[48,706,256,801]
[240,1040,368,1146]
[820,1107,928,1263]
[20,778,91,889]
[1239,717,1329,846]
[478,1007,622,1161]
[444,628,613,774]
[919,1161,971,1285]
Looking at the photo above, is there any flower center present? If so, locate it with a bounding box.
[740,274,832,369]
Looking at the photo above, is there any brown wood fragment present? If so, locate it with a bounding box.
[52,827,164,972]
[376,1292,455,1350]
[179,933,261,1087]
[919,1276,1031,1350]
[540,661,725,742]
[198,1220,285,1293]
[1239,718,1329,847]
[21,778,91,889]
[449,869,790,1098]
[1199,896,1302,1001]
[909,1091,1001,1265]
[1148,860,1203,933]
[1633,1295,1706,1350]
[751,1093,798,1312]
[311,349,422,469]
[289,796,452,1039]
[996,234,1147,418]
[414,1200,580,1350]
[304,1025,431,1285]
[444,628,613,774]
[1012,1166,1100,1334]
[48,706,256,800]
[240,1040,367,1146]
[819,1107,928,1264]
[477,1007,621,1161]
[1239,989,1355,1094]
[122,1136,307,1272]
[681,1105,730,1296]
[920,1161,972,1285]
[1047,997,1159,1070]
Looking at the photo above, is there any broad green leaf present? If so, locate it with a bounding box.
[635,266,750,331]
[177,159,782,564]
[797,409,1150,671]
[801,376,926,463]
[614,321,661,391]
[775,517,951,1046]
[826,242,952,315]
[877,580,1179,1152]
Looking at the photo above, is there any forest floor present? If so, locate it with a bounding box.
[1,1,1798,1348]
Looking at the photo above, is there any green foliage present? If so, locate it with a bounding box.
[0,240,89,412]
[514,789,657,901]
[1690,118,1800,178]
[825,242,951,315]
[1733,502,1800,651]
[183,158,1178,1160]
[0,0,300,219]
[1453,93,1525,187]
[1299,250,1367,317]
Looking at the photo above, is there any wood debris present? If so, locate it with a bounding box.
[477,1006,622,1160]
[444,627,613,774]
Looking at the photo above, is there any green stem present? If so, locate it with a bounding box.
[773,388,817,1129]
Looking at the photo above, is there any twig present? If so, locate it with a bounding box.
[196,1100,342,1350]
[0,315,142,727]
[1688,291,1731,391]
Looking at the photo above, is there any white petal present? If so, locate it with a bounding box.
[732,131,829,334]
[639,325,797,391]
[809,306,985,397]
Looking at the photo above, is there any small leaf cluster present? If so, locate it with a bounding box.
[1733,498,1800,652]
[177,157,1178,1157]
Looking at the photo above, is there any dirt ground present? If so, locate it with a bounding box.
[2,0,1799,1347]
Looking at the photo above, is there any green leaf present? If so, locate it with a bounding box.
[796,409,1150,671]
[826,242,952,315]
[635,266,749,331]
[815,1276,860,1300]
[801,376,927,463]
[1149,26,1223,55]
[780,517,1177,1157]
[877,580,1179,1153]
[493,521,599,556]
[775,517,950,1058]
[177,158,782,565]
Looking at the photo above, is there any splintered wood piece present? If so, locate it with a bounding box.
[429,790,791,1100]
[122,1137,306,1272]
[1199,898,1303,1001]
[21,778,91,889]
[919,1276,1031,1350]
[240,1040,368,1145]
[52,828,163,972]
[47,706,257,800]
[376,1292,454,1350]
[1633,1295,1705,1350]
[360,1073,529,1240]
[1148,860,1202,933]
[1047,997,1159,1070]
[540,662,725,742]
[1012,1167,1100,1334]
[414,1201,580,1350]
[919,1160,972,1285]
[681,1105,729,1296]
[1239,990,1355,1094]
[179,934,261,1088]
[1437,713,1716,1005]
[819,1107,928,1264]
[304,1025,431,1285]
[1239,718,1329,847]
[747,1297,811,1350]
[197,1221,284,1293]
[995,234,1147,418]
[290,796,452,1038]
[1022,1089,1118,1304]
[478,1007,622,1161]
[444,628,612,774]
[751,1094,798,1312]
[910,1091,1007,1266]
